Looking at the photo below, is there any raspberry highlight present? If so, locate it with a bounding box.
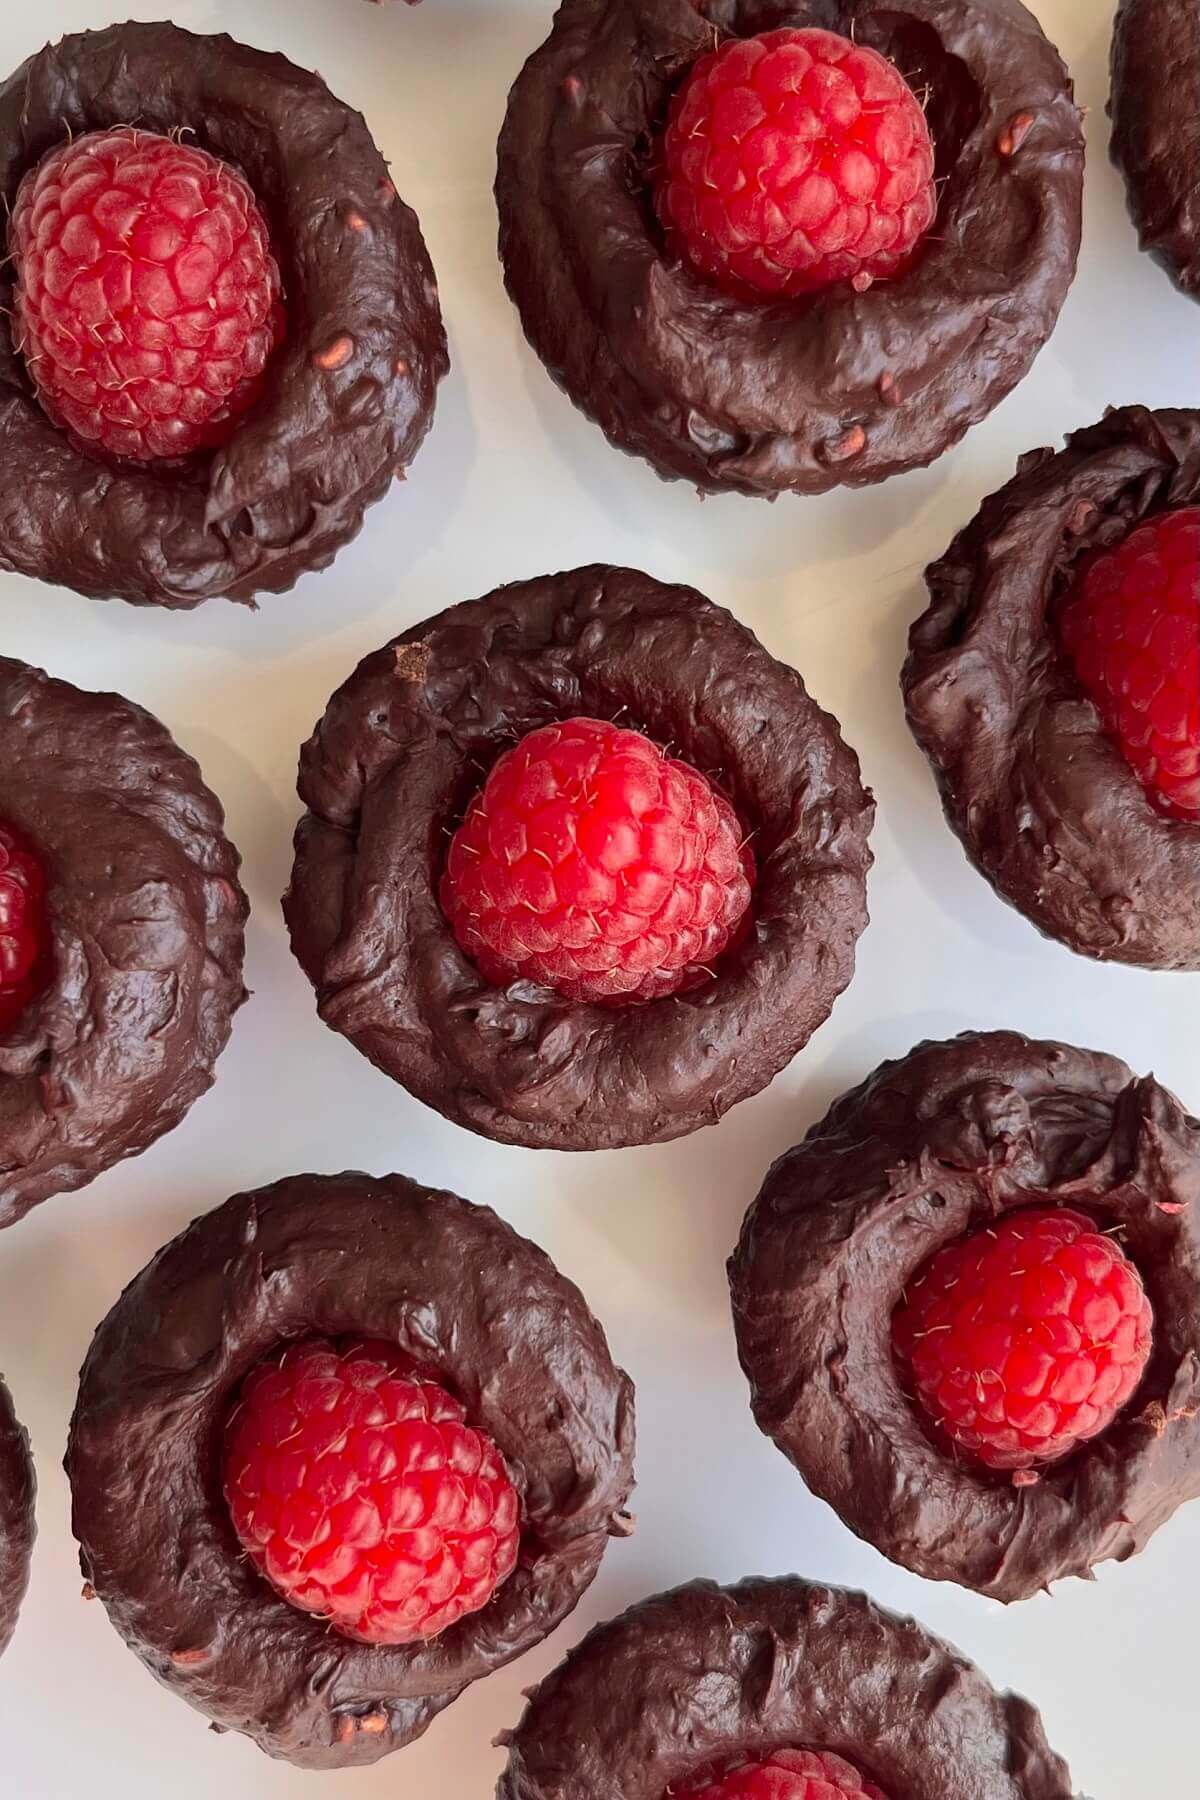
[11,126,285,462]
[654,26,936,299]
[893,1208,1154,1473]
[441,716,755,1006]
[0,823,51,1034]
[671,1747,888,1800]
[1060,506,1199,823]
[223,1337,520,1646]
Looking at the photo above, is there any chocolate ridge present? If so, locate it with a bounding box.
[0,657,247,1227]
[0,21,447,608]
[496,0,1083,498]
[67,1171,635,1770]
[284,564,874,1150]
[0,1375,34,1661]
[1110,0,1200,301]
[729,1030,1200,1602]
[904,404,1200,970]
[497,1575,1078,1797]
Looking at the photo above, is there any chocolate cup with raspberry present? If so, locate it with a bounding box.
[0,1375,35,1661]
[1110,0,1200,302]
[0,21,446,608]
[729,1030,1200,1602]
[284,565,874,1150]
[67,1172,635,1769]
[496,0,1083,498]
[0,657,246,1228]
[497,1577,1077,1798]
[904,405,1200,971]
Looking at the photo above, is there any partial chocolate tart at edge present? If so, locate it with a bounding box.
[497,1577,1077,1798]
[904,405,1200,969]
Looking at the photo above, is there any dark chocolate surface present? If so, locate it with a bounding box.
[0,21,447,608]
[1110,0,1200,301]
[729,1031,1200,1602]
[67,1172,635,1770]
[497,1576,1078,1798]
[284,565,874,1150]
[904,405,1200,970]
[0,657,247,1228]
[496,0,1083,498]
[0,1374,34,1661]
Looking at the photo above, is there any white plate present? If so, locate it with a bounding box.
[0,2,1193,1794]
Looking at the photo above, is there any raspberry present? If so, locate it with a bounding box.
[10,126,285,463]
[892,1208,1153,1474]
[1059,507,1199,823]
[223,1337,521,1646]
[670,1748,888,1800]
[653,27,936,299]
[0,823,51,1035]
[440,716,755,1006]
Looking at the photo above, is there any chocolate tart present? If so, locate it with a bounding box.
[0,1375,35,1660]
[0,657,246,1228]
[729,1030,1200,1602]
[0,21,447,609]
[67,1171,635,1769]
[497,1576,1077,1797]
[904,405,1200,970]
[284,565,874,1150]
[1110,0,1200,301]
[496,0,1084,499]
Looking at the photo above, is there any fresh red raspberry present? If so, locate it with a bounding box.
[0,823,51,1035]
[670,1748,888,1800]
[223,1337,521,1646]
[10,126,285,463]
[892,1208,1153,1474]
[440,716,755,1006]
[1059,507,1199,823]
[653,27,936,299]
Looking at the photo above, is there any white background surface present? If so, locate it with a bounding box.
[0,1,1194,1794]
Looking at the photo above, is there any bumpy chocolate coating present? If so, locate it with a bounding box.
[0,1376,35,1661]
[496,0,1083,498]
[0,658,247,1228]
[285,565,873,1150]
[730,1031,1200,1602]
[67,1172,635,1770]
[0,21,447,608]
[905,405,1200,970]
[498,1576,1078,1798]
[1110,0,1200,301]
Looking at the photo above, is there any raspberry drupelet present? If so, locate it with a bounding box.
[223,1337,521,1646]
[1059,506,1199,823]
[653,26,936,300]
[670,1748,888,1800]
[10,125,285,463]
[440,717,755,1006]
[892,1208,1154,1475]
[0,824,51,1035]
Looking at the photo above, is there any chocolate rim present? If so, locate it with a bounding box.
[1110,0,1200,301]
[283,564,874,1150]
[0,1375,35,1661]
[496,0,1083,499]
[904,404,1200,971]
[67,1171,635,1770]
[0,21,447,609]
[497,1575,1077,1797]
[729,1030,1200,1602]
[0,657,247,1228]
